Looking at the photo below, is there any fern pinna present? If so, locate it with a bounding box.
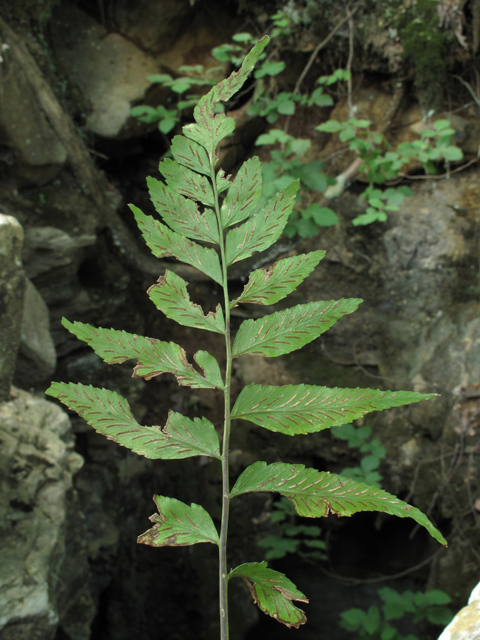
[46,38,446,639]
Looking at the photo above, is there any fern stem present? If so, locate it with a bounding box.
[211,154,232,640]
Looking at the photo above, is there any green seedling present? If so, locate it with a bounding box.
[340,586,454,640]
[130,65,219,134]
[332,424,387,488]
[258,496,327,561]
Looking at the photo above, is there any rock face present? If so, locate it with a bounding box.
[438,581,480,640]
[0,215,25,402]
[14,279,57,388]
[50,0,235,141]
[0,46,67,185]
[50,2,160,139]
[22,226,96,281]
[0,388,93,640]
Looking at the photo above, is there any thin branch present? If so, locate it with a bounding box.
[396,155,480,182]
[346,5,355,118]
[454,74,480,110]
[405,451,457,503]
[310,548,444,586]
[409,433,465,540]
[293,3,361,96]
[466,452,480,529]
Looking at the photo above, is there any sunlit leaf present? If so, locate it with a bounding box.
[433,119,451,131]
[159,117,178,134]
[46,382,220,460]
[291,161,333,192]
[441,146,463,161]
[277,99,295,115]
[138,495,219,547]
[288,138,310,156]
[254,60,285,78]
[294,217,320,238]
[308,88,334,107]
[230,462,447,546]
[229,562,308,628]
[146,73,172,84]
[147,177,219,244]
[62,318,222,388]
[130,204,222,284]
[225,180,300,265]
[148,270,225,334]
[232,32,254,43]
[221,157,263,228]
[316,120,343,133]
[169,78,194,94]
[130,105,159,122]
[231,251,325,307]
[310,205,339,227]
[232,383,437,434]
[232,299,361,358]
[352,209,387,226]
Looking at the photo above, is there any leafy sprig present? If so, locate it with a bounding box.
[47,39,446,638]
[340,586,454,640]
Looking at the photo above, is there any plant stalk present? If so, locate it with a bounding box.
[211,154,232,640]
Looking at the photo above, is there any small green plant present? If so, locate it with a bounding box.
[258,497,327,561]
[332,424,386,487]
[47,40,447,638]
[397,120,464,175]
[340,586,454,640]
[317,116,463,226]
[130,65,219,134]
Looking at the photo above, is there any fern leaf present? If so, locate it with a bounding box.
[231,251,325,307]
[170,135,211,176]
[229,562,308,628]
[148,270,225,334]
[138,495,219,546]
[230,462,447,546]
[147,177,219,244]
[131,204,223,284]
[197,37,269,121]
[221,157,263,228]
[194,351,224,389]
[62,319,223,389]
[225,180,299,265]
[159,158,214,207]
[184,37,269,154]
[46,382,221,460]
[216,168,231,194]
[232,383,437,434]
[183,113,236,155]
[232,299,361,358]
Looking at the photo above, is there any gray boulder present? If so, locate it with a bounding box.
[0,46,67,185]
[0,214,25,402]
[0,388,93,640]
[22,226,96,280]
[14,279,57,387]
[50,3,160,139]
[438,581,480,640]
